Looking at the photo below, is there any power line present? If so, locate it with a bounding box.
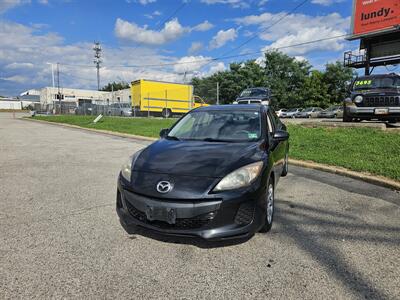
[216,0,310,58]
[57,33,350,70]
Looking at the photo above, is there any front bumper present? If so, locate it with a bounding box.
[116,177,267,241]
[346,106,400,119]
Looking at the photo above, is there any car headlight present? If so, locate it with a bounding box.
[121,156,133,181]
[213,161,263,191]
[354,95,363,103]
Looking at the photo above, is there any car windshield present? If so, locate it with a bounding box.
[288,108,298,112]
[353,77,400,90]
[168,110,261,142]
[239,89,268,98]
[304,108,313,112]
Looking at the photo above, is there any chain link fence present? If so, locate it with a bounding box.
[36,100,134,117]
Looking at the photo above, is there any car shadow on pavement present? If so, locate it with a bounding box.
[274,199,400,299]
[128,226,253,249]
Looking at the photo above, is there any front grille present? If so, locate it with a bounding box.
[234,202,255,225]
[361,96,400,107]
[125,200,215,230]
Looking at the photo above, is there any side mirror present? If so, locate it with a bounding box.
[273,130,289,142]
[159,128,169,138]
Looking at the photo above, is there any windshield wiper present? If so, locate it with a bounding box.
[202,138,236,143]
[166,135,180,141]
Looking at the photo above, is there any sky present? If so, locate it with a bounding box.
[0,0,365,96]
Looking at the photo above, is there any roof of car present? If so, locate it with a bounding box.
[194,104,266,112]
[357,73,399,79]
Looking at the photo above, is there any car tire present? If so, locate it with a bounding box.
[162,108,172,118]
[259,178,274,233]
[281,152,289,177]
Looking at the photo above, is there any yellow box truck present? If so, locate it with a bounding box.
[131,79,207,118]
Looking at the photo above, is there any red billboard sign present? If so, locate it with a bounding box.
[352,0,400,37]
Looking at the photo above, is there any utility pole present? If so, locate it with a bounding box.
[51,63,55,88]
[57,63,61,114]
[93,41,102,90]
[216,82,220,105]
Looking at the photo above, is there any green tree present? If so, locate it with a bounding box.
[302,70,330,108]
[192,60,266,104]
[264,51,311,109]
[323,61,355,105]
[101,81,130,92]
[191,51,355,109]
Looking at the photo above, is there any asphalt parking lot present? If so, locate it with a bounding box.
[1,113,399,299]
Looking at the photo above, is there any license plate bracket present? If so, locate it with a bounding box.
[374,108,389,115]
[145,206,176,224]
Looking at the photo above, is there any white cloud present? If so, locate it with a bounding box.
[114,18,187,45]
[192,20,214,32]
[0,0,29,14]
[188,42,203,54]
[136,0,156,5]
[208,62,226,74]
[311,0,344,6]
[262,27,345,55]
[5,62,35,69]
[209,28,237,49]
[200,0,250,8]
[173,56,211,74]
[38,0,49,4]
[235,12,349,55]
[144,10,162,19]
[0,20,195,96]
[0,75,29,84]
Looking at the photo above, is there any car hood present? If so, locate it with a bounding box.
[133,139,264,178]
[352,88,399,96]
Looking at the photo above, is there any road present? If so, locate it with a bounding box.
[1,113,399,299]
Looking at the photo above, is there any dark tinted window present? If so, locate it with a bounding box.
[353,77,400,90]
[239,88,269,98]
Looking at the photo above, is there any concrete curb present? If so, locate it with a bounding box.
[289,159,400,191]
[22,117,400,191]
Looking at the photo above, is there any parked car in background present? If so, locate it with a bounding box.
[275,109,287,117]
[319,106,343,118]
[116,104,290,241]
[281,108,302,118]
[295,107,323,118]
[235,87,272,106]
[108,103,132,117]
[343,73,400,123]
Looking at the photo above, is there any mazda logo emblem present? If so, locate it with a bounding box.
[156,181,173,194]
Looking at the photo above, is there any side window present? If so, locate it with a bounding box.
[266,112,275,134]
[270,111,280,126]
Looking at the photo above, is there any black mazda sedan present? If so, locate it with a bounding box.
[116,105,289,241]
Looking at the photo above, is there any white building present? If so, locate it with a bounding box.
[109,88,131,103]
[39,87,131,106]
[40,87,110,106]
[0,98,22,110]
